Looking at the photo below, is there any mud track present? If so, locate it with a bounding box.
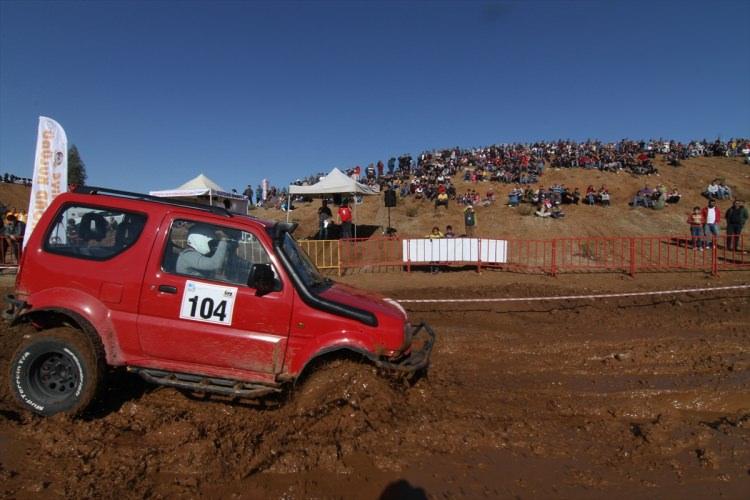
[1,282,749,498]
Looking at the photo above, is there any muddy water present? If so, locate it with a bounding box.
[1,285,749,498]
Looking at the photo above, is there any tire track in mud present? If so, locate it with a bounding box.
[1,285,749,498]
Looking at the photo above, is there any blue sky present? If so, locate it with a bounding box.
[1,0,748,194]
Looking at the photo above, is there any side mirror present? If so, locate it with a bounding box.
[248,263,275,296]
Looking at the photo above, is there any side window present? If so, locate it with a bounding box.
[44,204,146,260]
[164,219,273,286]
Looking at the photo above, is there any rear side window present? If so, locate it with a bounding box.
[44,204,147,260]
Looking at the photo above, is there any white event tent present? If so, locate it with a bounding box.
[150,173,249,213]
[287,168,380,237]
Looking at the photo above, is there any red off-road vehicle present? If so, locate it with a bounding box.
[5,187,434,416]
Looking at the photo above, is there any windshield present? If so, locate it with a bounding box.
[280,232,328,288]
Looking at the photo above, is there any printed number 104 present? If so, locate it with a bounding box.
[187,295,228,322]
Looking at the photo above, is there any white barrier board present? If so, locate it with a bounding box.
[402,238,507,263]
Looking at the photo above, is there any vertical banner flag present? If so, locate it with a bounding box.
[262,178,268,202]
[24,116,68,249]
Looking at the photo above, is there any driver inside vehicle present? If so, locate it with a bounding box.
[176,224,230,280]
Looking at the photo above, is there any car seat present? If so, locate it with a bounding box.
[78,213,108,242]
[115,215,145,249]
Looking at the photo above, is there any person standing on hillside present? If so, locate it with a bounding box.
[243,184,254,206]
[338,200,353,239]
[688,206,705,250]
[464,205,477,237]
[702,199,720,249]
[725,200,748,252]
[317,200,332,240]
[3,214,25,262]
[425,226,444,274]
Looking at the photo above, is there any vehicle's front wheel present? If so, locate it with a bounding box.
[293,358,396,416]
[8,327,104,417]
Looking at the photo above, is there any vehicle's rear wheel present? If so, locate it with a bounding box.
[8,327,104,417]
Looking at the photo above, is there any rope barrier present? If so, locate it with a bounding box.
[397,284,750,304]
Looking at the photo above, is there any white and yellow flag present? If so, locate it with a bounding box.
[23,116,68,249]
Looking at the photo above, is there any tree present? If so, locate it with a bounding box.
[68,144,87,187]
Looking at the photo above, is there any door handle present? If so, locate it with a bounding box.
[158,285,178,294]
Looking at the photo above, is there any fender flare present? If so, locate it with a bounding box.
[292,342,378,384]
[17,287,124,365]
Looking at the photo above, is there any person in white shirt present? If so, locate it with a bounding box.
[705,181,720,199]
[702,199,721,248]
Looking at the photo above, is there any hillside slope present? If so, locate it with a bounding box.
[2,156,747,240]
[0,183,33,212]
[265,156,750,240]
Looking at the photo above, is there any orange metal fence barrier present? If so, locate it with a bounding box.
[300,234,749,276]
[2,235,745,276]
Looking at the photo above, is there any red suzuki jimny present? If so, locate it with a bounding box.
[5,187,434,416]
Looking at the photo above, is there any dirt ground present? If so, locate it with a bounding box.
[1,269,749,499]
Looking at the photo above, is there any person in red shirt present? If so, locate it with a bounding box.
[338,200,353,239]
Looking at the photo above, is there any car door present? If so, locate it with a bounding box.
[137,217,293,377]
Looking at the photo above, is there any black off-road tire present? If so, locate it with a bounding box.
[8,327,105,417]
[293,358,394,415]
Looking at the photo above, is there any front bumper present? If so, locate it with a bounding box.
[372,322,436,373]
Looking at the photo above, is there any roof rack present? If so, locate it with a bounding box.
[74,185,233,217]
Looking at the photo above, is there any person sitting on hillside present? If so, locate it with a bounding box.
[435,191,449,209]
[599,187,611,207]
[523,187,535,204]
[508,187,522,207]
[585,185,597,205]
[653,188,666,210]
[717,181,732,200]
[479,190,494,207]
[550,202,565,219]
[631,185,654,208]
[667,151,681,167]
[535,199,553,218]
[704,180,720,199]
[567,187,581,205]
[666,187,682,204]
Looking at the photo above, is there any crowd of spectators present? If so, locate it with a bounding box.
[2,173,32,186]
[244,137,748,216]
[372,138,747,207]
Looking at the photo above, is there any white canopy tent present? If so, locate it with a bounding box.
[150,173,249,213]
[287,168,380,238]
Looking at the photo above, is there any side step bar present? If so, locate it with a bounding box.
[128,367,282,398]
